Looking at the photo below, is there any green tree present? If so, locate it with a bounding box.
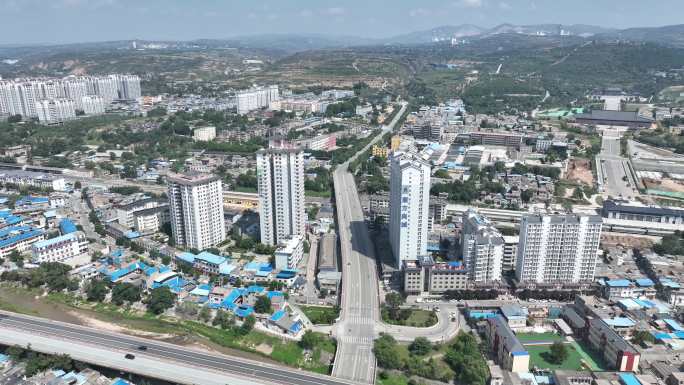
[8,249,23,267]
[85,280,109,302]
[239,315,256,335]
[409,337,432,356]
[146,286,176,314]
[111,282,142,305]
[212,309,235,329]
[444,332,489,385]
[299,330,321,350]
[548,341,568,364]
[199,306,212,323]
[384,292,405,320]
[254,295,272,314]
[373,334,403,369]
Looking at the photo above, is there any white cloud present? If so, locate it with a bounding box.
[299,9,313,17]
[409,8,432,17]
[498,1,511,10]
[453,0,483,8]
[322,7,345,16]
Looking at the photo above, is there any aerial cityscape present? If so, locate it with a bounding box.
[3,1,684,385]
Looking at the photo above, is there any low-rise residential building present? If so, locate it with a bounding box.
[132,205,170,234]
[274,235,304,270]
[317,233,341,295]
[403,257,468,295]
[587,317,640,372]
[372,145,389,158]
[116,198,167,229]
[193,126,217,141]
[176,251,235,276]
[0,170,67,191]
[0,225,45,258]
[31,231,88,264]
[486,315,529,373]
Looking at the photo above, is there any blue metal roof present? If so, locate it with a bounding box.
[196,251,227,265]
[0,226,44,248]
[289,321,303,333]
[32,232,79,249]
[635,278,654,287]
[270,310,286,322]
[247,285,265,293]
[177,252,195,263]
[605,279,631,287]
[665,319,684,332]
[59,218,78,234]
[603,317,635,328]
[276,270,297,279]
[618,373,641,385]
[235,305,253,318]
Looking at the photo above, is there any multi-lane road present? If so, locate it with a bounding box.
[598,128,638,199]
[332,103,407,384]
[0,310,362,385]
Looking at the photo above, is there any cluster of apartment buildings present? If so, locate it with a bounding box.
[236,85,279,114]
[385,134,602,294]
[0,74,141,123]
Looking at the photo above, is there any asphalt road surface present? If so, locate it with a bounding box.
[332,103,407,384]
[599,129,637,199]
[0,311,361,385]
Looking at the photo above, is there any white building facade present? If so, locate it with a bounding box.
[461,209,504,283]
[236,85,279,114]
[274,235,304,270]
[516,214,602,284]
[389,151,431,267]
[256,145,306,246]
[167,172,226,250]
[31,231,88,264]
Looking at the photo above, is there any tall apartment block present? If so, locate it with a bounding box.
[167,172,226,251]
[0,74,140,122]
[256,143,305,246]
[236,85,279,114]
[389,151,431,267]
[516,214,602,284]
[461,209,504,283]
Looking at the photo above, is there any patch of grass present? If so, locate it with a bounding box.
[516,332,564,343]
[527,344,584,371]
[299,305,339,324]
[305,189,331,198]
[377,372,410,385]
[383,309,438,327]
[271,342,303,366]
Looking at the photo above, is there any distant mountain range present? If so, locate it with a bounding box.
[228,23,684,50]
[3,23,684,55]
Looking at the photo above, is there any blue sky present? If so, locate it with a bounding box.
[1,0,683,45]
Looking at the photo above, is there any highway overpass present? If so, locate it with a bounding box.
[0,311,361,385]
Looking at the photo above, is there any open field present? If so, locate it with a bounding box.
[516,332,564,343]
[566,159,594,186]
[527,341,605,371]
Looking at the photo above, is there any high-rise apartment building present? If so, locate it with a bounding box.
[167,172,226,250]
[256,143,306,246]
[117,74,142,100]
[0,74,140,120]
[35,99,76,123]
[516,214,602,284]
[461,209,504,283]
[389,151,431,267]
[236,85,279,114]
